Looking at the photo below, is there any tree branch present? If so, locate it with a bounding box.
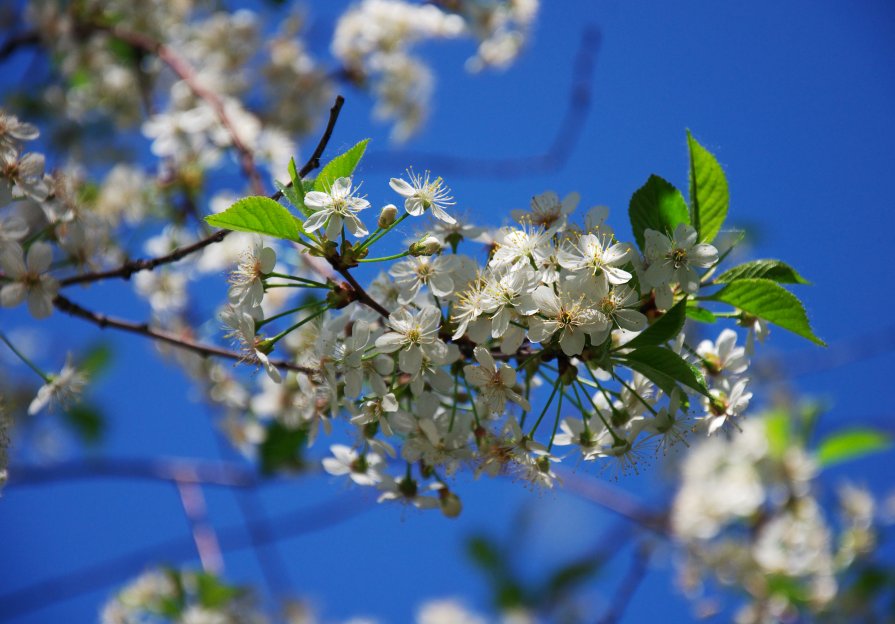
[8,457,261,488]
[59,95,345,288]
[364,26,601,177]
[52,294,319,377]
[0,31,40,62]
[597,543,651,624]
[336,265,391,318]
[101,24,265,195]
[0,493,373,619]
[559,469,668,534]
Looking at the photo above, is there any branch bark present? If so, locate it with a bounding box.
[53,294,319,376]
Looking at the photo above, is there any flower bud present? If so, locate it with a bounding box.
[409,235,442,257]
[438,488,462,518]
[378,203,398,228]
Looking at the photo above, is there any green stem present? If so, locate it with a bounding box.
[0,330,50,382]
[548,383,564,452]
[357,213,410,251]
[264,282,327,290]
[571,382,592,437]
[256,301,326,329]
[610,370,658,416]
[359,250,411,263]
[264,306,329,346]
[519,370,531,428]
[448,368,460,432]
[265,272,329,288]
[515,349,541,372]
[576,379,623,445]
[528,377,560,438]
[462,377,481,427]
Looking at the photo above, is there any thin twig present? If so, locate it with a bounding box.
[52,294,319,376]
[364,26,601,177]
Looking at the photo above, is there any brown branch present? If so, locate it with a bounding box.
[59,95,345,288]
[60,230,229,286]
[53,294,319,376]
[336,265,391,318]
[363,26,601,177]
[101,24,265,195]
[0,31,40,62]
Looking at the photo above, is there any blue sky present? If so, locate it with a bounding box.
[2,1,895,622]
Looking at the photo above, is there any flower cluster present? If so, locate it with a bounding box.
[197,135,802,515]
[671,409,879,623]
[102,566,506,624]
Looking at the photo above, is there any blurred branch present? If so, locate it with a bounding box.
[0,493,373,620]
[58,95,345,289]
[559,469,668,534]
[597,542,652,624]
[52,294,320,376]
[175,480,224,574]
[0,31,40,61]
[755,323,895,380]
[8,457,260,488]
[363,26,601,177]
[97,24,266,195]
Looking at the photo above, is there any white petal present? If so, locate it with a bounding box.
[302,209,330,233]
[374,332,405,353]
[303,190,331,208]
[399,346,422,374]
[615,309,647,332]
[26,242,53,273]
[0,282,25,307]
[389,178,415,198]
[560,329,586,356]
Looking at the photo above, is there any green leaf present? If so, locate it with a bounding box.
[628,174,690,251]
[624,297,688,350]
[619,346,710,397]
[466,536,506,575]
[763,409,792,460]
[205,196,301,242]
[274,180,303,214]
[79,342,113,378]
[817,428,892,467]
[716,259,810,284]
[258,422,308,475]
[687,131,729,243]
[544,557,602,598]
[62,403,106,445]
[196,573,240,609]
[287,156,310,216]
[708,278,825,345]
[313,139,370,193]
[685,305,717,323]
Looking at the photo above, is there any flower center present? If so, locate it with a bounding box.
[670,247,688,268]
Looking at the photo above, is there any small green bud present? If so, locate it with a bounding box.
[409,236,441,257]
